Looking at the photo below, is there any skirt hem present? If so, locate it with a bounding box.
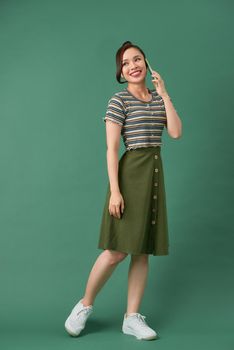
[97,245,169,256]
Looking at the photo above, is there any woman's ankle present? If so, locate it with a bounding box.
[125,312,138,317]
[81,297,93,307]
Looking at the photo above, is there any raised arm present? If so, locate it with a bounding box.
[161,94,182,139]
[150,69,182,139]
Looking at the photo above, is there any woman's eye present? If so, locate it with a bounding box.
[122,58,141,66]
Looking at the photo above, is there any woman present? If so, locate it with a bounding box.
[65,41,182,341]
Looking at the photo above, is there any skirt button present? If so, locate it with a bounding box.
[154,155,158,159]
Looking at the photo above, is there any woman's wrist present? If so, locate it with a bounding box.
[110,188,121,194]
[161,93,170,100]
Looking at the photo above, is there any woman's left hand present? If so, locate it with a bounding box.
[151,70,168,97]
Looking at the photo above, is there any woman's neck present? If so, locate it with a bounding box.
[127,83,150,99]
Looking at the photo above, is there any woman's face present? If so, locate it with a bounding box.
[121,47,147,83]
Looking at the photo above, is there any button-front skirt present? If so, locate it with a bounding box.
[97,146,169,256]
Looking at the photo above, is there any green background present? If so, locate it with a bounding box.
[0,0,233,349]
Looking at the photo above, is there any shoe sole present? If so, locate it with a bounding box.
[122,326,157,340]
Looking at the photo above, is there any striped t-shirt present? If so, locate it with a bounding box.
[102,87,168,150]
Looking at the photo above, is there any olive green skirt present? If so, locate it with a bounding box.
[97,146,169,256]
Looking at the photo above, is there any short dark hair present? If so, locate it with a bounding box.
[115,41,149,84]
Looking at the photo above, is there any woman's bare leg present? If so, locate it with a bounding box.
[125,254,149,315]
[81,249,128,306]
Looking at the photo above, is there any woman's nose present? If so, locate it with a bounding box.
[129,62,137,70]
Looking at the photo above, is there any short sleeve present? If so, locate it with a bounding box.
[102,94,126,127]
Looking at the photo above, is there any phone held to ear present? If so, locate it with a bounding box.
[145,58,157,81]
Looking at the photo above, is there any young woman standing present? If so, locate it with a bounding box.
[65,41,182,340]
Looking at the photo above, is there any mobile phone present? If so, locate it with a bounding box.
[145,58,156,80]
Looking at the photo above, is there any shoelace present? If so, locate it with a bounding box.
[132,313,149,328]
[76,307,92,317]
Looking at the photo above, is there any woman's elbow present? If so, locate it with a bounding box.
[168,129,182,139]
[171,132,182,139]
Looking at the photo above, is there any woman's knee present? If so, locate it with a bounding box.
[105,249,128,265]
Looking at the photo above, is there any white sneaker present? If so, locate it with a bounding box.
[122,312,157,340]
[64,299,93,337]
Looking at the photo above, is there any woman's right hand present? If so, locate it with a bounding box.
[108,191,125,219]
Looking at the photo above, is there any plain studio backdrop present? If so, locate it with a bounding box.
[0,0,233,349]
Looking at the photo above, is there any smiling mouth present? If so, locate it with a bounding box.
[130,70,142,76]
